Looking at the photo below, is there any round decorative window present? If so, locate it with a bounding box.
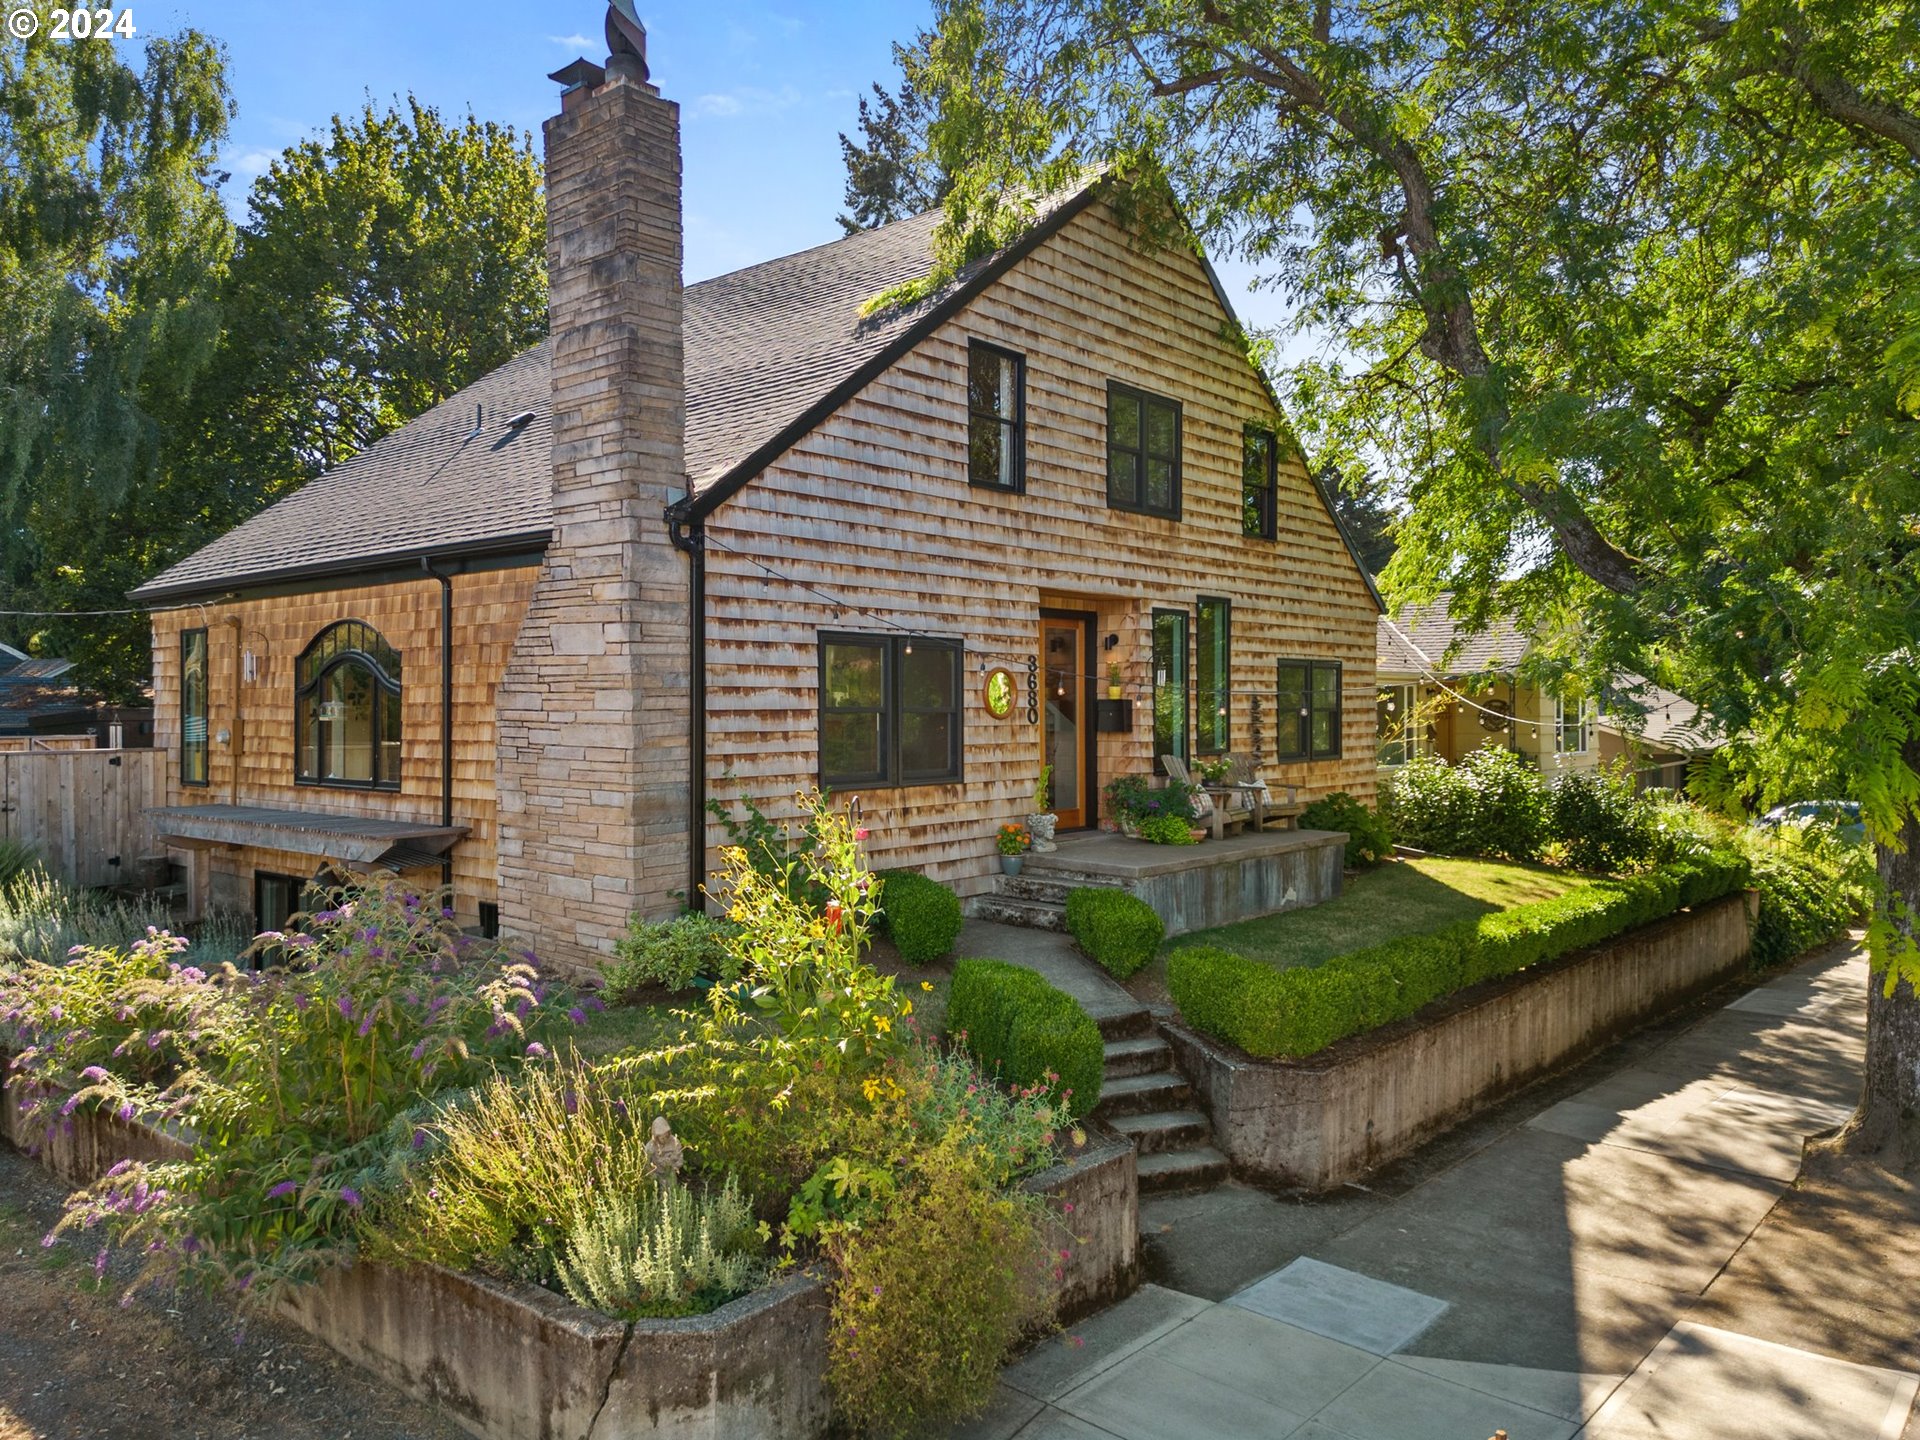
[983,667,1017,719]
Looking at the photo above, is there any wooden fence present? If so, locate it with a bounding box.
[0,748,163,887]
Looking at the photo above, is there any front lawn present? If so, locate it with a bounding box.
[1126,856,1591,1004]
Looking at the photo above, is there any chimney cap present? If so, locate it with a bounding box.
[548,57,607,93]
[606,1,648,80]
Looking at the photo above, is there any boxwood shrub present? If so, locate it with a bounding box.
[1063,887,1164,979]
[876,870,963,963]
[1298,792,1393,867]
[1168,849,1750,1059]
[948,958,1103,1118]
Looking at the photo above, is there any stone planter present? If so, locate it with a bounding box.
[1001,854,1024,876]
[1165,891,1759,1192]
[4,1057,1143,1440]
[1025,812,1058,853]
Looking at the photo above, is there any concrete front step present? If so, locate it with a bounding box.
[1109,1108,1212,1155]
[970,895,1067,932]
[1102,1034,1173,1080]
[1094,1070,1192,1118]
[1018,862,1131,891]
[1094,1008,1155,1043]
[996,874,1081,905]
[1136,1145,1231,1195]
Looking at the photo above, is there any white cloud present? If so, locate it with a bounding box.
[689,85,803,121]
[546,32,596,49]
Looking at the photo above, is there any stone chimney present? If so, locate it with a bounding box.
[493,12,691,974]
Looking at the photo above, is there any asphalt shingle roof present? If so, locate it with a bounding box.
[133,206,952,602]
[1376,593,1532,676]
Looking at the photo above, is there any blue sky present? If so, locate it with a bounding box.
[130,0,1300,339]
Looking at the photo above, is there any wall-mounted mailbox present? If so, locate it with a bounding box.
[1095,699,1133,733]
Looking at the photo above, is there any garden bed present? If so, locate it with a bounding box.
[1,1059,1139,1440]
[1163,890,1758,1191]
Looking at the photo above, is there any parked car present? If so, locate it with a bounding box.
[1755,799,1866,845]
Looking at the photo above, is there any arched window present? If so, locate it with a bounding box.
[295,621,402,789]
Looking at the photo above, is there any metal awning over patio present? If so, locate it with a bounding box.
[147,804,467,872]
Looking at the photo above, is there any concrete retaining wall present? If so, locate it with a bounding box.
[1166,891,1758,1191]
[3,1057,1141,1439]
[1024,1129,1139,1322]
[1133,835,1346,936]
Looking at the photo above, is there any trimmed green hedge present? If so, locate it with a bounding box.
[876,870,963,963]
[1169,850,1750,1059]
[1063,887,1165,978]
[1298,792,1393,867]
[948,958,1103,1119]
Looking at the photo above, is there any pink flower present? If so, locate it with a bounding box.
[854,827,871,841]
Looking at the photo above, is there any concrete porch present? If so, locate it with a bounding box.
[974,827,1348,937]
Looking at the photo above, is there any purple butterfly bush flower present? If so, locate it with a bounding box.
[117,1103,135,1122]
[525,1042,548,1059]
[357,1014,375,1038]
[267,1181,299,1199]
[412,1128,428,1151]
[338,1187,362,1210]
[337,994,354,1021]
[410,1040,430,1061]
[568,1007,588,1026]
[80,1065,110,1083]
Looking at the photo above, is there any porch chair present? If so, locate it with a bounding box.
[1224,754,1307,832]
[1161,755,1250,840]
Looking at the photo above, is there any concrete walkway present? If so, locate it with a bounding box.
[957,918,1147,1028]
[953,940,1916,1440]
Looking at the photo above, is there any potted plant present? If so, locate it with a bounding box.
[1103,774,1201,839]
[1025,764,1057,851]
[997,822,1032,875]
[1196,756,1233,786]
[1107,662,1123,700]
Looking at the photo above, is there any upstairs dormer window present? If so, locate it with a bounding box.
[1243,427,1278,539]
[968,341,1025,493]
[295,620,402,790]
[1107,383,1181,519]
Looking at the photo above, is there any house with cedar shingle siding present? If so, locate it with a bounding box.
[132,31,1381,973]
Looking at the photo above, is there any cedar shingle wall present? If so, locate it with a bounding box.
[149,568,539,925]
[702,202,1380,899]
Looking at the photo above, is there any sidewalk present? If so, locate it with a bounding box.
[955,939,1915,1440]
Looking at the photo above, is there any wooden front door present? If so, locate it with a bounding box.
[1041,614,1094,830]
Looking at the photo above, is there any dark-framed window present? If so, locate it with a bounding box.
[295,620,402,789]
[1151,608,1189,771]
[1276,659,1343,761]
[1196,597,1231,755]
[1243,427,1278,539]
[1106,383,1181,519]
[819,632,963,788]
[967,340,1025,493]
[254,870,310,935]
[181,627,209,787]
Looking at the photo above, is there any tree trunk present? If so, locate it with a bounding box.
[1852,808,1920,1159]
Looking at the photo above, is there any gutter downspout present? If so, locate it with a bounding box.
[422,559,455,895]
[668,514,706,911]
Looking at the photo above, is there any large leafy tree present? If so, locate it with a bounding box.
[0,29,235,699]
[182,100,548,519]
[836,41,951,232]
[919,0,1920,1149]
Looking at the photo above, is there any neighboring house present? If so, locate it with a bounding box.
[1375,596,1600,781]
[0,646,83,737]
[1597,679,1719,792]
[131,29,1381,971]
[1375,595,1717,792]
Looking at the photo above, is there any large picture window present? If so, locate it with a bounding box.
[1243,428,1278,539]
[1196,597,1231,755]
[819,633,963,788]
[1276,659,1343,761]
[967,341,1024,492]
[181,627,209,786]
[1107,384,1181,519]
[1152,609,1189,771]
[295,620,402,789]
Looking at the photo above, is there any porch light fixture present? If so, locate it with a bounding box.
[1103,633,1120,651]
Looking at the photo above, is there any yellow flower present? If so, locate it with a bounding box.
[902,999,914,1015]
[920,981,934,992]
[874,1016,892,1033]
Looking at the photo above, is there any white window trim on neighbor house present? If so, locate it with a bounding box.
[1378,682,1423,767]
[1555,696,1595,755]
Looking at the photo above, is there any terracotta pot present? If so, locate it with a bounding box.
[1188,828,1208,843]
